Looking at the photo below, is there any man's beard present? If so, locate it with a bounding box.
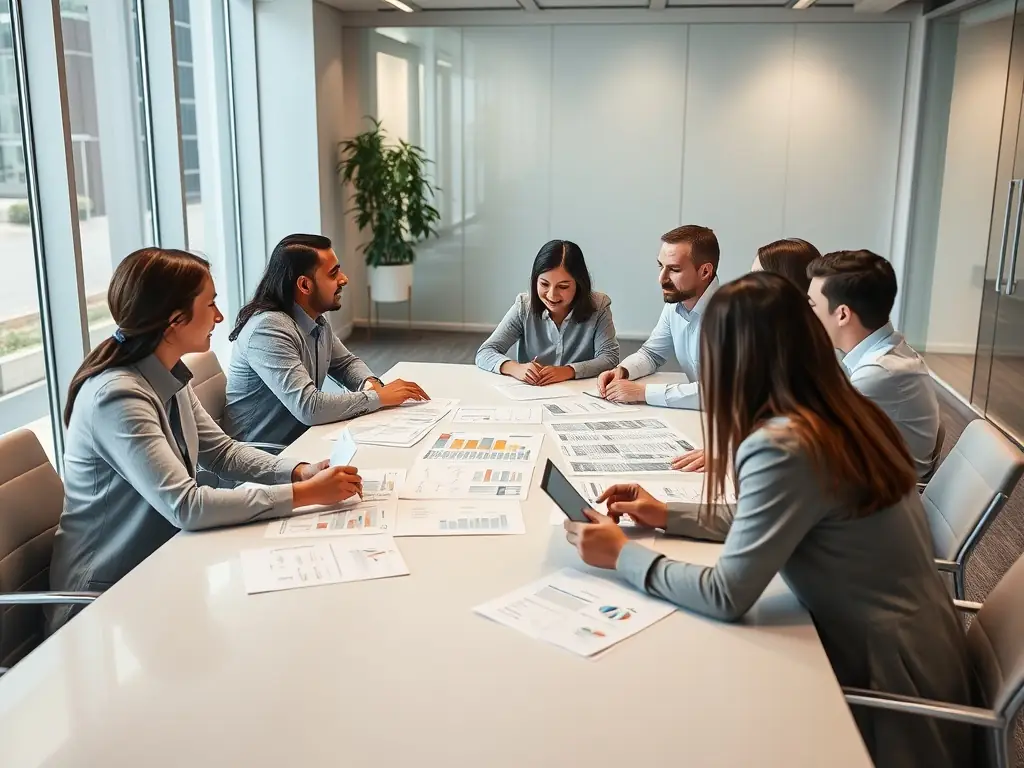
[317,289,344,313]
[661,284,694,304]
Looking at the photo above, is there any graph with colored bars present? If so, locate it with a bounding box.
[438,513,512,531]
[424,432,540,462]
[469,468,526,496]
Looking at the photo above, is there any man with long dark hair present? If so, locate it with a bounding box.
[223,234,428,445]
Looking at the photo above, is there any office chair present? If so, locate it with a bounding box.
[844,550,1024,767]
[921,419,1024,600]
[0,430,98,675]
[182,351,288,488]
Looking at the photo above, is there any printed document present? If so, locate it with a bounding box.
[394,500,525,537]
[548,418,696,475]
[421,431,544,463]
[474,568,675,657]
[339,398,458,448]
[493,380,575,401]
[240,535,409,594]
[452,406,543,425]
[539,397,639,420]
[401,461,534,500]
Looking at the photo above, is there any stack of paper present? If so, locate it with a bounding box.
[263,469,405,539]
[474,568,675,657]
[240,535,409,594]
[338,398,458,448]
[539,396,639,421]
[395,500,526,537]
[493,380,575,401]
[548,418,696,475]
[452,406,543,424]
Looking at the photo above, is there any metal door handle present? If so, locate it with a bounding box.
[1007,181,1024,295]
[994,179,1021,294]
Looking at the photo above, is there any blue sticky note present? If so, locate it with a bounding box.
[330,428,358,467]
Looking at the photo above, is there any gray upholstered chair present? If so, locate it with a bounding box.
[0,430,98,674]
[182,351,287,488]
[844,550,1024,767]
[921,419,1024,600]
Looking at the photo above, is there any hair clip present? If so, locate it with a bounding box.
[112,328,127,344]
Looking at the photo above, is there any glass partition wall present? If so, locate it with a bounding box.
[905,0,1024,443]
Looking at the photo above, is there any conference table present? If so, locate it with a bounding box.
[0,362,872,767]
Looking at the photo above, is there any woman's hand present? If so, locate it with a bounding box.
[292,465,362,508]
[533,365,575,385]
[596,484,668,529]
[501,359,543,384]
[564,509,629,569]
[671,448,706,472]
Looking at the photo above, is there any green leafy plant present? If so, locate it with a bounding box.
[337,118,440,267]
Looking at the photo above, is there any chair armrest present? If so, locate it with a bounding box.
[0,591,100,606]
[843,687,1002,728]
[934,558,959,573]
[243,442,287,456]
[953,599,983,614]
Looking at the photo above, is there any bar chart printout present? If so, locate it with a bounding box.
[421,432,544,463]
[401,462,535,500]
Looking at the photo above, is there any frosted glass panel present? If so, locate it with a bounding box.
[549,25,688,337]
[462,27,553,325]
[371,28,464,324]
[784,23,910,256]
[682,24,795,283]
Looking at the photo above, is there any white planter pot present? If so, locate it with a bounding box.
[369,264,414,303]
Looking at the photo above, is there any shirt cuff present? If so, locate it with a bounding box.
[273,457,303,485]
[363,390,382,411]
[615,541,663,593]
[567,361,586,379]
[645,383,669,407]
[620,360,645,381]
[267,481,295,517]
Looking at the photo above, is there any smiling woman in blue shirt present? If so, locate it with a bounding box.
[475,239,619,385]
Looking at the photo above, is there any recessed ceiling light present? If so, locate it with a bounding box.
[383,0,416,11]
[790,0,819,8]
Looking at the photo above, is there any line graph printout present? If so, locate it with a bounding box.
[547,419,696,475]
[401,461,535,500]
[421,432,544,463]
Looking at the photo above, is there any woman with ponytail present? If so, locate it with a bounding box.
[47,249,362,634]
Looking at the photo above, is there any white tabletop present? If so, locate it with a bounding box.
[0,362,871,767]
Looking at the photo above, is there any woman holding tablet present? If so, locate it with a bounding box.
[47,248,361,634]
[565,272,973,768]
[475,240,619,384]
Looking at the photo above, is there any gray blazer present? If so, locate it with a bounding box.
[616,422,974,768]
[47,355,303,634]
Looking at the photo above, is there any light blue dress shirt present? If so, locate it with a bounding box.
[475,291,619,379]
[618,278,719,410]
[842,323,941,480]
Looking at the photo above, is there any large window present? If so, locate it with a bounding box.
[0,0,54,459]
[61,0,153,345]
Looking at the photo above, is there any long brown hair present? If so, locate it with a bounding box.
[64,248,211,426]
[700,272,915,517]
[756,238,821,293]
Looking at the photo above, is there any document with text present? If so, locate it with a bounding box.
[474,568,675,657]
[394,500,525,537]
[493,380,575,401]
[401,460,534,500]
[539,397,639,421]
[421,431,544,464]
[452,405,544,425]
[548,418,696,475]
[339,398,458,448]
[240,535,409,594]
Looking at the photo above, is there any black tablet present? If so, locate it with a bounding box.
[540,459,593,524]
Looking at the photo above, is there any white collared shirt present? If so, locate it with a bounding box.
[842,323,941,480]
[619,278,719,410]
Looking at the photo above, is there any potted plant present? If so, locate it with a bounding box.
[337,118,440,304]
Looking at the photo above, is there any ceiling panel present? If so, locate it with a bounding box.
[416,0,522,7]
[667,0,791,6]
[538,0,649,7]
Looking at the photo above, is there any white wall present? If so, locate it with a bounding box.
[326,21,911,337]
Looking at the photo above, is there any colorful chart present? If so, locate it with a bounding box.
[599,605,633,621]
[422,432,543,463]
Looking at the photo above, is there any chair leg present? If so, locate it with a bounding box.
[953,564,966,602]
[991,725,1010,768]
